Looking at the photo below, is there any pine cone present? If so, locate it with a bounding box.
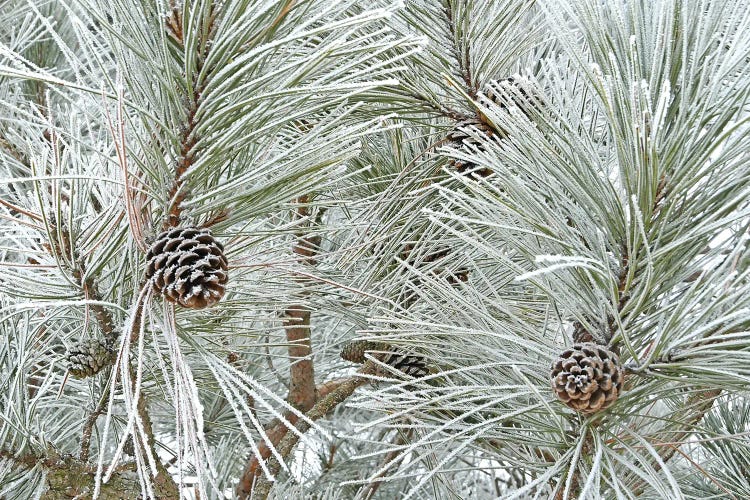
[446,119,495,177]
[381,351,429,378]
[341,340,387,364]
[145,227,228,308]
[481,76,542,117]
[66,339,114,378]
[550,343,624,414]
[341,340,429,378]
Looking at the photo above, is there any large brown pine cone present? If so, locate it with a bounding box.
[341,340,429,378]
[145,227,228,309]
[550,343,624,415]
[66,339,114,378]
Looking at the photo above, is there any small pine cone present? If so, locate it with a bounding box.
[550,343,624,415]
[446,119,495,177]
[480,76,542,117]
[66,339,114,378]
[341,340,428,378]
[145,227,228,309]
[380,352,429,378]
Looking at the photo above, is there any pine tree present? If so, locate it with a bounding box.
[1,1,749,499]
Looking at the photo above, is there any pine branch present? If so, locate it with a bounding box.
[236,377,351,498]
[163,3,219,229]
[251,365,375,500]
[363,428,413,499]
[0,450,175,499]
[80,393,110,462]
[236,414,298,499]
[443,2,476,98]
[629,389,722,496]
[132,370,179,498]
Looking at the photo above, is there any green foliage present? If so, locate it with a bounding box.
[1,0,750,498]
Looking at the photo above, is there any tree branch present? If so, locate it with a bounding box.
[236,377,346,497]
[444,2,476,98]
[79,393,110,462]
[252,367,373,499]
[0,449,177,499]
[363,428,413,499]
[285,195,321,412]
[237,368,373,499]
[163,4,219,229]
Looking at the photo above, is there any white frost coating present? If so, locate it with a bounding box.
[514,255,607,282]
[652,80,672,133]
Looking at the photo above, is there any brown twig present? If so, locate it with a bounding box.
[130,363,181,497]
[236,414,299,497]
[363,428,413,499]
[250,366,375,500]
[444,3,476,98]
[284,303,317,411]
[629,389,722,496]
[316,378,350,399]
[79,393,111,462]
[235,378,347,496]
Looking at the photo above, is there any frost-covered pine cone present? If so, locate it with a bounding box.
[550,343,624,415]
[145,227,228,309]
[66,339,114,378]
[446,119,495,177]
[480,76,542,117]
[447,77,543,177]
[341,340,429,378]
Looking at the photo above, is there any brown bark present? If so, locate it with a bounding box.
[236,414,298,497]
[284,196,322,412]
[283,306,317,412]
[251,368,374,500]
[237,376,363,498]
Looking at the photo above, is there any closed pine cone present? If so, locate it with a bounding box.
[145,227,228,309]
[66,339,114,378]
[446,119,495,177]
[550,343,623,414]
[480,76,542,117]
[341,340,429,378]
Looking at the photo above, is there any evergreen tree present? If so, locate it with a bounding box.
[1,1,749,498]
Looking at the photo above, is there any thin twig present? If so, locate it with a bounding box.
[444,3,476,98]
[629,389,722,496]
[163,3,219,229]
[80,392,111,462]
[363,428,413,499]
[235,377,345,497]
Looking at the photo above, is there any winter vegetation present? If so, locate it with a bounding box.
[1,0,750,498]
